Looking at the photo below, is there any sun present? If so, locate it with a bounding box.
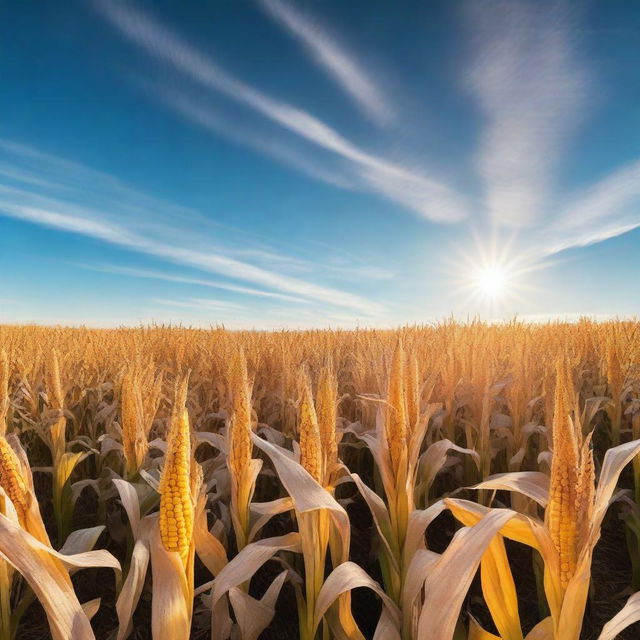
[445,232,537,312]
[445,230,551,315]
[474,265,508,299]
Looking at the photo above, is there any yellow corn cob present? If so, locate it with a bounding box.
[159,378,193,563]
[545,359,581,589]
[299,372,323,484]
[0,436,29,523]
[386,341,407,475]
[227,348,253,479]
[316,358,338,480]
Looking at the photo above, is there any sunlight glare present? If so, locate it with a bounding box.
[475,265,507,299]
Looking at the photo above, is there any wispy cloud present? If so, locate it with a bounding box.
[161,90,354,190]
[0,164,64,190]
[0,139,228,236]
[0,142,380,315]
[92,0,467,223]
[1,199,379,314]
[555,157,640,231]
[80,263,309,304]
[154,297,246,312]
[543,220,640,257]
[465,1,589,227]
[232,245,396,282]
[258,0,393,125]
[522,156,640,258]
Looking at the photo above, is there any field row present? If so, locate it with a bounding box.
[0,322,639,639]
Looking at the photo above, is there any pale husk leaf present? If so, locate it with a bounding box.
[523,617,553,640]
[468,615,501,640]
[472,472,550,508]
[0,511,100,640]
[149,525,191,640]
[593,439,640,531]
[419,439,480,494]
[207,532,301,639]
[116,536,151,640]
[248,496,294,543]
[418,509,518,639]
[112,478,142,538]
[227,570,288,640]
[314,560,401,640]
[597,591,640,640]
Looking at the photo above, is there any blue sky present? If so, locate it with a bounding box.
[1,0,639,328]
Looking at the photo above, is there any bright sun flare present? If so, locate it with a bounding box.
[451,233,541,311]
[475,265,508,298]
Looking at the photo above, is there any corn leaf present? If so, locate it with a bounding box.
[419,439,481,494]
[403,500,447,565]
[227,570,288,640]
[523,617,553,639]
[472,472,550,508]
[593,439,640,530]
[445,499,542,551]
[418,509,519,639]
[0,511,103,640]
[251,432,351,561]
[350,472,398,567]
[149,525,191,640]
[60,526,105,556]
[116,536,150,640]
[207,533,301,640]
[314,560,401,640]
[468,615,501,640]
[597,591,640,640]
[193,491,227,577]
[480,534,523,640]
[248,496,294,542]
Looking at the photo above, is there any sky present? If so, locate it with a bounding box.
[1,0,639,329]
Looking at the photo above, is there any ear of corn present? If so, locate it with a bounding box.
[299,369,323,484]
[545,359,597,592]
[159,376,193,564]
[0,436,29,524]
[546,359,581,589]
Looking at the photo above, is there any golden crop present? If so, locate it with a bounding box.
[0,321,639,639]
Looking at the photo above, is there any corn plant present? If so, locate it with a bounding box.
[446,362,640,639]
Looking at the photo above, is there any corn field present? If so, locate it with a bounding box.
[1,321,640,640]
